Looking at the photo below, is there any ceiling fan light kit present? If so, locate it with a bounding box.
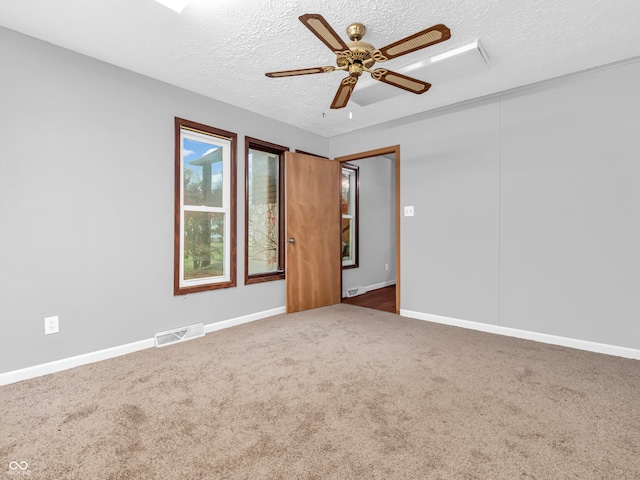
[265,13,451,109]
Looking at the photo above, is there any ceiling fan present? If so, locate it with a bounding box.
[265,14,451,110]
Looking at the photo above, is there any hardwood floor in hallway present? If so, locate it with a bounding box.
[341,285,397,314]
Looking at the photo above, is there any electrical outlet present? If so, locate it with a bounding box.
[404,205,415,217]
[385,263,389,271]
[45,316,59,335]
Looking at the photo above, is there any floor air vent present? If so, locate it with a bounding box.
[155,323,204,348]
[344,287,367,298]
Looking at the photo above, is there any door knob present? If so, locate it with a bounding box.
[288,237,296,244]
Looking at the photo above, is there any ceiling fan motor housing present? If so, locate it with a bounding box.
[338,40,377,73]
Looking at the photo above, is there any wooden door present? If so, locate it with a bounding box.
[285,152,341,313]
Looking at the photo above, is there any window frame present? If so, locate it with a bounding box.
[174,117,237,295]
[341,163,359,269]
[244,137,288,285]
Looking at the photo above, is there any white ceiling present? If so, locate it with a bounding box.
[1,0,639,137]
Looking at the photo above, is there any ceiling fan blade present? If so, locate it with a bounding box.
[371,69,431,94]
[330,76,358,109]
[266,66,335,78]
[374,24,451,61]
[299,14,351,53]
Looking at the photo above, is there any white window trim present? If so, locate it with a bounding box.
[179,128,232,289]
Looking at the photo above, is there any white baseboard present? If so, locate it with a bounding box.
[342,280,396,298]
[8,306,633,386]
[400,309,640,361]
[204,307,286,334]
[0,338,155,387]
[0,306,286,386]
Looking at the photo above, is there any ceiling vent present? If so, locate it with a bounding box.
[351,40,489,107]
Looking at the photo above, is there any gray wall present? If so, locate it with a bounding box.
[3,24,639,375]
[330,59,640,350]
[499,63,640,347]
[0,27,327,373]
[342,156,396,294]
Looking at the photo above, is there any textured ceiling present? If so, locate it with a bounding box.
[1,0,640,137]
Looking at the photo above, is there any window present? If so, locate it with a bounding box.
[245,137,287,284]
[342,164,359,269]
[174,118,237,295]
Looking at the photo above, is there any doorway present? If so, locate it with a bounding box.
[336,146,400,314]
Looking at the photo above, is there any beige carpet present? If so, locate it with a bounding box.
[1,304,639,479]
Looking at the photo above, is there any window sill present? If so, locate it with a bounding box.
[245,271,285,285]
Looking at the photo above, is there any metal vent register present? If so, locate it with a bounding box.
[155,323,204,347]
[345,287,367,298]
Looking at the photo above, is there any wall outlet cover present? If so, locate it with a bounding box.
[45,316,59,335]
